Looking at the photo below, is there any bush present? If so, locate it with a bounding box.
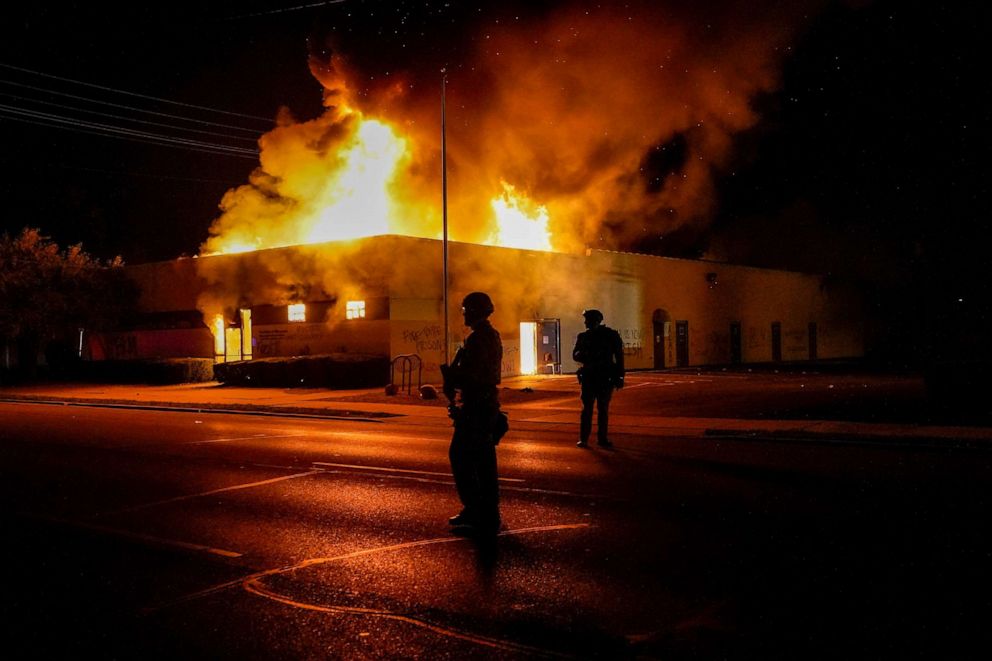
[214,353,389,388]
[72,358,215,384]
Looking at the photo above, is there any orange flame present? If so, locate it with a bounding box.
[202,3,808,259]
[202,71,554,256]
[488,182,552,252]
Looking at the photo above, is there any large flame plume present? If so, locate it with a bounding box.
[201,1,813,258]
[202,53,552,256]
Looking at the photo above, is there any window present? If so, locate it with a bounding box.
[346,300,366,320]
[288,303,306,322]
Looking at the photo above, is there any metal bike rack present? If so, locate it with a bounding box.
[390,353,423,395]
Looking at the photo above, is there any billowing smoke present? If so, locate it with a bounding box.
[196,1,821,332]
[424,0,814,252]
[201,0,818,256]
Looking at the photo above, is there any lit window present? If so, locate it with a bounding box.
[346,300,366,320]
[288,303,306,322]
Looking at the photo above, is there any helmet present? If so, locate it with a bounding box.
[582,308,604,323]
[462,291,494,316]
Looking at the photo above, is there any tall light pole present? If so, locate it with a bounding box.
[441,68,450,365]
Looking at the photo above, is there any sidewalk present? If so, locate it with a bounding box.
[2,378,991,447]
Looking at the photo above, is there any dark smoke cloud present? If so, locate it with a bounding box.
[290,0,827,252]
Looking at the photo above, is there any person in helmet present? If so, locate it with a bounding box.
[572,308,625,448]
[441,291,504,535]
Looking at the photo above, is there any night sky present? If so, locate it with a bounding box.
[1,1,988,358]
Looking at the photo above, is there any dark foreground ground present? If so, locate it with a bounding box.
[1,366,989,659]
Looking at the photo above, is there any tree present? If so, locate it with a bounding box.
[0,228,137,376]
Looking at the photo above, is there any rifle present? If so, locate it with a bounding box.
[440,347,464,418]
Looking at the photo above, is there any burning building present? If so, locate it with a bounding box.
[85,4,865,381]
[90,235,863,385]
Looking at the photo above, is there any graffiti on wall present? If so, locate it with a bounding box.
[501,342,519,375]
[256,329,288,357]
[400,324,444,354]
[619,327,644,360]
[394,323,445,383]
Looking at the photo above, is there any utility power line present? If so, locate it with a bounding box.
[0,63,270,160]
[0,91,259,143]
[0,62,273,124]
[226,0,348,20]
[0,80,264,134]
[0,105,259,159]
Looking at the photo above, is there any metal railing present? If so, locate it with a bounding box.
[390,354,423,395]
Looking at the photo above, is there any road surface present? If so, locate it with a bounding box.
[1,401,988,658]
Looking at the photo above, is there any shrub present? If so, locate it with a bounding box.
[214,354,388,388]
[72,358,215,384]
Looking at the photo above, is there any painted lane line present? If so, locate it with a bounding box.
[149,522,589,657]
[184,433,307,445]
[109,470,322,515]
[312,461,526,483]
[311,469,609,500]
[244,580,571,658]
[23,513,242,558]
[242,523,589,657]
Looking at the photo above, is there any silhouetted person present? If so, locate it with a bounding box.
[572,308,624,448]
[441,292,504,535]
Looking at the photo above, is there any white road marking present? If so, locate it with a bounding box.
[109,470,322,514]
[246,524,589,657]
[149,522,589,658]
[152,523,592,611]
[312,461,526,483]
[184,433,307,445]
[311,468,607,500]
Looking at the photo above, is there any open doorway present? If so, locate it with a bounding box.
[519,319,561,375]
[216,308,253,363]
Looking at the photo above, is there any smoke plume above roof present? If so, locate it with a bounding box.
[202,0,821,256]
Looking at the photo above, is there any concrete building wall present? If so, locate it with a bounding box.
[87,328,213,360]
[111,235,863,382]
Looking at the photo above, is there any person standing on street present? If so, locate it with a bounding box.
[572,308,625,448]
[441,292,504,535]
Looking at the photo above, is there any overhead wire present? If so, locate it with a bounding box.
[0,79,265,134]
[0,91,260,143]
[225,0,348,21]
[0,104,259,159]
[0,62,273,124]
[0,63,269,160]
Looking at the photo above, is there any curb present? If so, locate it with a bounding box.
[0,397,395,423]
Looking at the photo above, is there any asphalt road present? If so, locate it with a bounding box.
[1,402,989,659]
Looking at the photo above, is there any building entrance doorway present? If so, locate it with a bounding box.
[519,320,560,375]
[730,322,742,364]
[537,319,561,374]
[215,309,253,363]
[652,308,671,369]
[675,320,689,367]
